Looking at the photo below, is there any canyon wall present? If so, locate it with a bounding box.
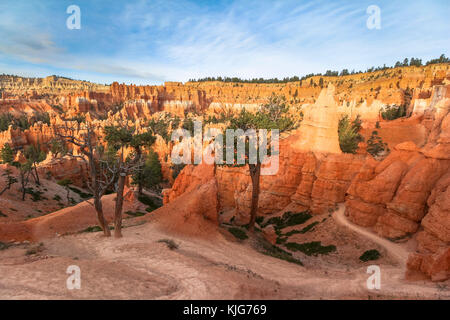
[164,81,450,281]
[1,64,449,281]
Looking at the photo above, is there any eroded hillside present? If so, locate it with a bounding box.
[0,64,449,284]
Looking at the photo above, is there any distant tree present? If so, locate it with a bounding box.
[1,143,32,200]
[0,113,14,132]
[426,54,450,65]
[132,149,162,192]
[24,143,46,185]
[0,143,15,164]
[48,138,67,157]
[319,77,324,88]
[15,114,30,131]
[182,118,195,136]
[367,130,389,157]
[15,161,33,201]
[338,115,364,154]
[409,58,423,67]
[0,169,18,196]
[381,104,406,120]
[403,58,409,67]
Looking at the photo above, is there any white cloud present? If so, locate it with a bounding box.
[0,0,448,84]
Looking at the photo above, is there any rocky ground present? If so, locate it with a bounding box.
[0,203,448,300]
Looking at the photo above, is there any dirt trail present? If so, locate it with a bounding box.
[333,204,410,266]
[0,217,448,300]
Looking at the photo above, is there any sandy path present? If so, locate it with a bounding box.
[0,219,448,300]
[333,204,410,266]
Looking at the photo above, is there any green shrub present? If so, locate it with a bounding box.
[228,227,249,240]
[148,118,171,142]
[262,211,312,229]
[0,113,15,132]
[338,115,364,154]
[258,240,303,266]
[158,239,179,250]
[82,226,103,233]
[68,186,92,199]
[359,249,381,262]
[255,216,264,225]
[0,143,15,164]
[285,241,337,256]
[381,104,406,120]
[171,163,186,180]
[137,194,161,213]
[0,242,9,250]
[299,221,319,234]
[82,225,113,233]
[367,130,389,157]
[25,188,44,202]
[25,243,44,255]
[125,211,147,217]
[132,150,162,191]
[276,236,288,244]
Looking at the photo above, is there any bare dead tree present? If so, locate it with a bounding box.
[55,121,117,237]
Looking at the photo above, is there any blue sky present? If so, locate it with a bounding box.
[0,0,448,85]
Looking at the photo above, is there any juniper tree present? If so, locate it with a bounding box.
[1,143,32,200]
[218,96,299,231]
[104,125,155,238]
[24,142,46,185]
[338,115,364,154]
[0,143,14,164]
[131,149,162,193]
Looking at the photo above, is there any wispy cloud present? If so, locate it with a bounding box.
[0,0,448,84]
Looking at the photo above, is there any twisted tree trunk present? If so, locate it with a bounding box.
[94,196,110,237]
[114,171,126,238]
[248,162,261,232]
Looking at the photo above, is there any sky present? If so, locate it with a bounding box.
[0,0,448,85]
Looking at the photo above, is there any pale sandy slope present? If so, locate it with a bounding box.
[333,204,410,266]
[0,215,448,300]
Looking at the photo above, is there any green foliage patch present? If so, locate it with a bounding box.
[258,240,303,266]
[285,241,337,256]
[261,211,312,230]
[359,249,381,262]
[338,115,364,154]
[228,227,249,240]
